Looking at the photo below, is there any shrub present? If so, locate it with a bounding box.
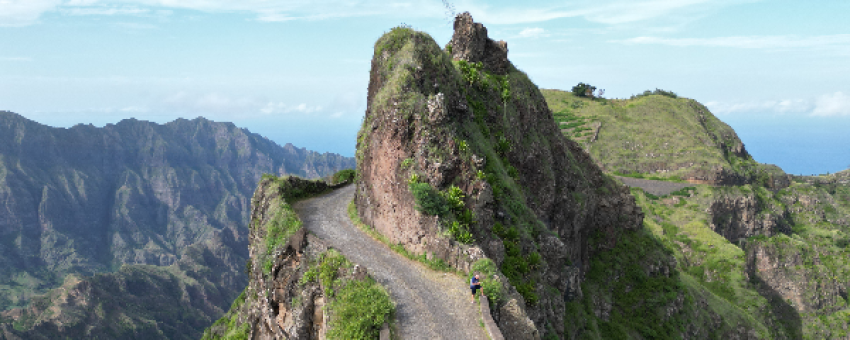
[516,281,538,305]
[327,280,394,340]
[500,78,511,103]
[409,182,449,216]
[527,251,542,269]
[458,60,483,85]
[444,185,465,211]
[303,250,394,340]
[448,221,473,243]
[495,135,512,155]
[332,169,356,185]
[630,88,678,99]
[571,82,596,98]
[836,236,850,249]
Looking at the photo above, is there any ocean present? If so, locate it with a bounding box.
[723,115,850,176]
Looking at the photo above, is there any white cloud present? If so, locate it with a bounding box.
[0,0,62,26]
[706,99,813,115]
[112,22,159,30]
[812,92,850,117]
[161,92,323,119]
[615,34,850,50]
[63,6,150,16]
[260,102,322,114]
[706,92,850,117]
[464,0,740,25]
[0,0,744,27]
[517,27,546,38]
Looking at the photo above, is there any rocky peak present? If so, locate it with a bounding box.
[358,16,645,340]
[449,12,509,75]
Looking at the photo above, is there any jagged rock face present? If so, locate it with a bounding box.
[449,12,509,75]
[356,13,643,339]
[0,111,354,312]
[709,195,792,241]
[747,242,847,314]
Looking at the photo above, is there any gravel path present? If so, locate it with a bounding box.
[294,185,488,340]
[615,176,695,196]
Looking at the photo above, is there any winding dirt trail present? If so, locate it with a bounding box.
[294,185,488,340]
[615,176,695,196]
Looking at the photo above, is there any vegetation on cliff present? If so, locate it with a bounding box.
[353,13,761,340]
[202,175,393,340]
[353,12,850,339]
[542,87,850,338]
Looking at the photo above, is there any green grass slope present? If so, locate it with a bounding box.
[541,90,786,187]
[541,87,850,339]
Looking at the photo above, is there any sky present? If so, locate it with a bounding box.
[1,0,848,175]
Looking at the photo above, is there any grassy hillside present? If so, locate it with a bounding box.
[540,87,850,338]
[629,178,850,339]
[541,90,786,187]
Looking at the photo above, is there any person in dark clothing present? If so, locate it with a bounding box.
[470,274,485,303]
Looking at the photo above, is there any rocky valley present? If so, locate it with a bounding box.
[0,112,354,339]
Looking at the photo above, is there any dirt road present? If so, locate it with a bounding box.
[615,176,695,196]
[294,185,488,340]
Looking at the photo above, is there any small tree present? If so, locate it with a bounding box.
[571,82,596,98]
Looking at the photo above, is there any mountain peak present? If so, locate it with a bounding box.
[449,12,509,75]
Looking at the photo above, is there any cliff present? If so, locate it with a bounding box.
[352,13,765,339]
[201,176,392,340]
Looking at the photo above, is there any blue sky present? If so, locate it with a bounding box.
[1,0,848,174]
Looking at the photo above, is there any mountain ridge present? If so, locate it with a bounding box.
[0,110,354,339]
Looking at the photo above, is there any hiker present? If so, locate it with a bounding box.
[470,274,485,303]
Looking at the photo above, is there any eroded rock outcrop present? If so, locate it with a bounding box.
[710,194,792,241]
[449,12,509,75]
[355,13,643,339]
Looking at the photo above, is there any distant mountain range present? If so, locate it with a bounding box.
[0,111,354,338]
